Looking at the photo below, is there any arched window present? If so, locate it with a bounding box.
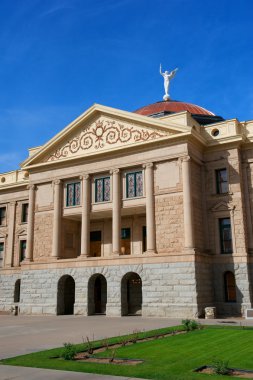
[224,271,236,302]
[14,279,21,303]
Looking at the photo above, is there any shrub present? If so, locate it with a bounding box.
[211,358,230,375]
[181,319,199,331]
[61,343,77,360]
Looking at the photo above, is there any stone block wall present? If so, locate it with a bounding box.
[33,212,53,260]
[155,194,184,253]
[0,262,203,318]
[212,262,251,316]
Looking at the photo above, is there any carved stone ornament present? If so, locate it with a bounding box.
[46,119,170,162]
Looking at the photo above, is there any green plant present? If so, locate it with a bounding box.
[61,343,77,360]
[102,338,110,350]
[120,335,129,347]
[211,358,231,375]
[181,319,199,331]
[86,336,93,354]
[130,329,140,343]
[109,348,116,363]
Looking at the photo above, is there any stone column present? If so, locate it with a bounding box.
[5,202,16,267]
[52,180,62,259]
[80,174,90,257]
[25,185,36,262]
[181,156,195,249]
[143,163,156,253]
[111,169,121,255]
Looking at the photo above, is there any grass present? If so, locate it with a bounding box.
[1,325,253,380]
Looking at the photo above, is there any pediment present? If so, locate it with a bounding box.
[21,104,189,168]
[211,201,235,212]
[16,228,27,236]
[0,231,7,238]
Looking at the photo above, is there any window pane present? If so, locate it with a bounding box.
[67,184,74,206]
[20,240,26,261]
[219,218,233,253]
[103,177,110,201]
[0,207,6,225]
[135,172,143,197]
[66,182,81,206]
[95,179,104,202]
[126,173,135,198]
[216,169,228,194]
[22,204,29,223]
[75,182,81,205]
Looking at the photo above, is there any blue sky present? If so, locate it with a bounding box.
[0,0,252,172]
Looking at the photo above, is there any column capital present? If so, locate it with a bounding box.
[143,162,153,169]
[27,184,36,191]
[181,155,191,163]
[80,174,89,180]
[53,179,61,186]
[110,168,120,175]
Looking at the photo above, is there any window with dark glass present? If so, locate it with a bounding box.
[0,242,4,266]
[0,207,6,226]
[66,182,81,207]
[216,168,228,194]
[142,226,147,253]
[224,271,236,302]
[126,171,143,198]
[90,231,102,257]
[121,228,131,255]
[219,218,233,254]
[21,203,29,223]
[95,177,110,202]
[20,240,26,261]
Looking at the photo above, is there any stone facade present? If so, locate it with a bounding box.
[1,103,253,318]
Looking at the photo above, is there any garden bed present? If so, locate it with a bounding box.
[195,365,253,378]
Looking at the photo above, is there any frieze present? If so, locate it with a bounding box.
[46,119,170,162]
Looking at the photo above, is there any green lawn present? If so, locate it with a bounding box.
[2,326,253,380]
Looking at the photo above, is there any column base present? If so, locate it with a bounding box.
[144,249,157,255]
[21,258,33,264]
[78,253,90,259]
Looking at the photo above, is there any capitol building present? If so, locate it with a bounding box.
[0,91,253,318]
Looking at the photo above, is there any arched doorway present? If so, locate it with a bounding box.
[88,274,107,315]
[57,275,75,315]
[14,279,21,303]
[121,272,142,316]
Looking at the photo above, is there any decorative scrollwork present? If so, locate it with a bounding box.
[47,119,169,162]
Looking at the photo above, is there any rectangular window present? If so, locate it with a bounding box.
[219,218,233,254]
[126,171,143,198]
[90,231,102,257]
[121,228,131,255]
[95,177,110,202]
[0,242,4,267]
[20,240,27,261]
[0,207,6,226]
[66,182,81,207]
[142,226,147,253]
[216,168,228,194]
[21,203,29,223]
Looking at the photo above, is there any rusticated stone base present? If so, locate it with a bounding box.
[0,261,251,318]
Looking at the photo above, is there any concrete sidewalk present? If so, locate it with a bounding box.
[0,315,251,380]
[0,365,147,380]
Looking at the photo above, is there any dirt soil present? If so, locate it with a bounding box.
[74,330,186,365]
[198,367,253,378]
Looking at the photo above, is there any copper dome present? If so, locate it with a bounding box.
[134,100,215,116]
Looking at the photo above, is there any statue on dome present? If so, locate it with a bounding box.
[160,64,178,101]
